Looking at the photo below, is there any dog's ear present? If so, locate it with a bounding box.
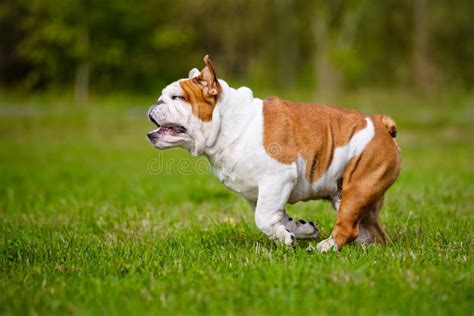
[188,68,200,79]
[197,55,222,96]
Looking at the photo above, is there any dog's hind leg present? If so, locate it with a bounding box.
[357,196,388,245]
[281,211,319,240]
[317,120,400,252]
[317,171,396,252]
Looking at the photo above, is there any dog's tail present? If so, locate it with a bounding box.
[373,114,397,138]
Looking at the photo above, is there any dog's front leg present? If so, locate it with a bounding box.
[255,177,296,246]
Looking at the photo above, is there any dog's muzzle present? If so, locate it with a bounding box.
[148,110,160,128]
[146,99,188,145]
[148,101,164,127]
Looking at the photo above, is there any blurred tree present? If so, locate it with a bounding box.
[312,0,368,97]
[18,0,90,102]
[5,0,184,99]
[0,2,32,87]
[413,0,434,93]
[430,0,474,89]
[0,0,472,95]
[313,1,344,97]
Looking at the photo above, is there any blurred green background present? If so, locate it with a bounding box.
[1,1,473,315]
[1,0,473,100]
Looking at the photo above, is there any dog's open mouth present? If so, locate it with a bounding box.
[147,116,187,142]
[155,124,187,135]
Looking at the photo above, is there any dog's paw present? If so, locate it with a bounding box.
[274,227,296,247]
[316,236,338,253]
[285,218,319,240]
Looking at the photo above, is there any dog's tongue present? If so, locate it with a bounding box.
[159,127,170,134]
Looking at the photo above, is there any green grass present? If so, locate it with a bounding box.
[0,91,473,315]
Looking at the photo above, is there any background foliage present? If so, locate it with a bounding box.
[1,0,473,98]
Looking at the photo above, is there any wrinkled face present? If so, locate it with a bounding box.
[147,55,222,153]
[147,80,195,149]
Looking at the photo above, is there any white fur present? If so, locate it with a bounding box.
[149,75,375,250]
[316,236,338,252]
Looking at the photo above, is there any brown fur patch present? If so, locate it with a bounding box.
[179,78,217,121]
[373,114,397,138]
[179,55,221,122]
[262,97,368,182]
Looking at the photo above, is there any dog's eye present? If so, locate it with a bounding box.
[171,95,185,101]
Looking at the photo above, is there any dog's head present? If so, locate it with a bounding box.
[147,55,223,155]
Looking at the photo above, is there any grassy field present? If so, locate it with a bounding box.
[0,91,473,315]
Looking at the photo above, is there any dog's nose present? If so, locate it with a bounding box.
[157,99,164,105]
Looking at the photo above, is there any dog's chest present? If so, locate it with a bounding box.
[211,154,259,201]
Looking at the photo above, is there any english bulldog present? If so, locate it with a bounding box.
[147,55,400,252]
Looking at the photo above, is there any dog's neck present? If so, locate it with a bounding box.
[201,81,260,162]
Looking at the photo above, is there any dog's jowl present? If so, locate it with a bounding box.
[147,55,400,252]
